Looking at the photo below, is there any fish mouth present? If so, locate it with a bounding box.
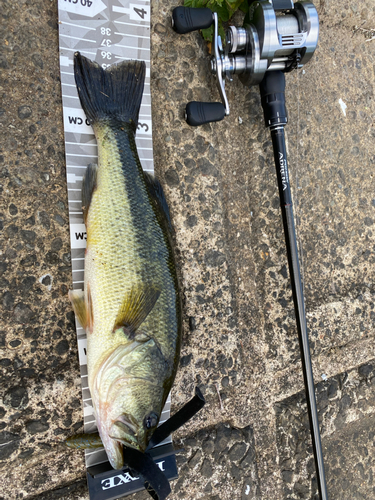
[109,417,140,450]
[102,436,124,470]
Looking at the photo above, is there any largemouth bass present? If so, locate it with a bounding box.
[69,53,181,470]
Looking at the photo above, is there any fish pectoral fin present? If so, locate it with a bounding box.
[68,287,94,332]
[113,284,161,335]
[82,163,98,224]
[68,290,88,329]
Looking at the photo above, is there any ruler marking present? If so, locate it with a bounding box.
[67,167,91,168]
[62,47,96,56]
[85,449,105,457]
[66,153,97,157]
[60,21,97,31]
[116,43,150,52]
[114,32,149,39]
[115,20,148,27]
[65,142,97,146]
[114,55,150,62]
[67,148,150,153]
[60,33,96,43]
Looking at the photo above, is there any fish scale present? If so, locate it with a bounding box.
[85,123,177,367]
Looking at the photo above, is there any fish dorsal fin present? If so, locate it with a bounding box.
[143,172,173,235]
[113,284,161,335]
[82,163,98,225]
[68,289,87,329]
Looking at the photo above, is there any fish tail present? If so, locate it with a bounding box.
[73,52,145,131]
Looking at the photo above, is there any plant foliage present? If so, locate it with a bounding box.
[183,0,249,41]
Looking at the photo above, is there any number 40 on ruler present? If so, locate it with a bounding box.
[113,3,150,22]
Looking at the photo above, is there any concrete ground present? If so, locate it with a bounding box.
[1,0,375,498]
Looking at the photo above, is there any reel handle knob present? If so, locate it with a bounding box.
[172,7,213,34]
[185,101,225,126]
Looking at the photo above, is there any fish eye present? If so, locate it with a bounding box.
[144,411,159,430]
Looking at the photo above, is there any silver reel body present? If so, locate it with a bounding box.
[214,0,319,113]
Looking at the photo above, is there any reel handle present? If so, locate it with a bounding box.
[172,8,229,125]
[172,7,213,34]
[185,101,225,126]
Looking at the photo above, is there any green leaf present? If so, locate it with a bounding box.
[226,0,245,14]
[239,0,248,13]
[210,2,230,22]
[183,0,247,38]
[207,0,223,9]
[201,26,214,41]
[184,0,208,7]
[201,22,225,41]
[218,22,226,40]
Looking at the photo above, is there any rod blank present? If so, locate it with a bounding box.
[261,71,328,500]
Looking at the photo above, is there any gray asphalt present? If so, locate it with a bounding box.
[1,0,375,499]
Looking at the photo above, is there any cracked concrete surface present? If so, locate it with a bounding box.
[0,0,375,498]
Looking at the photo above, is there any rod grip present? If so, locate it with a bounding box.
[172,7,213,34]
[185,101,225,126]
[259,71,288,128]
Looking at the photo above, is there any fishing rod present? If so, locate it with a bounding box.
[172,1,328,499]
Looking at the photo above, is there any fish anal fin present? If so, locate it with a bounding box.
[82,163,98,225]
[68,290,87,329]
[113,285,161,335]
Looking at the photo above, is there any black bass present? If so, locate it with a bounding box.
[69,53,181,470]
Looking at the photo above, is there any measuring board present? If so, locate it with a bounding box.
[57,1,177,497]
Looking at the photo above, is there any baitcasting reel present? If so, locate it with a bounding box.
[172,0,319,125]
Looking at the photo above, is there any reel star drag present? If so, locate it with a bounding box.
[172,1,328,499]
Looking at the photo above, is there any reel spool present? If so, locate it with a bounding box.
[172,0,319,125]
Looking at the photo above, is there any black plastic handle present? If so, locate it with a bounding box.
[172,7,213,34]
[259,70,288,128]
[185,101,225,126]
